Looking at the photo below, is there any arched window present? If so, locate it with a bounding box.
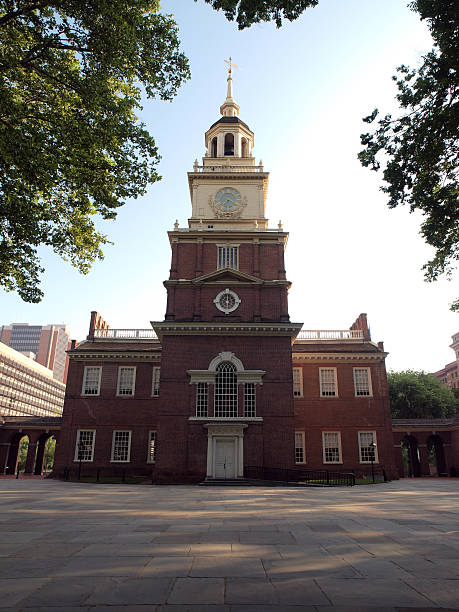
[211,137,217,157]
[241,138,248,158]
[224,133,234,156]
[214,362,237,417]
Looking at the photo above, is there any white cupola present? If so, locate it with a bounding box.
[204,61,254,159]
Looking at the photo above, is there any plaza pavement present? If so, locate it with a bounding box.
[0,478,459,611]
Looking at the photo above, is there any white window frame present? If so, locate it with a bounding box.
[243,382,256,417]
[116,366,136,397]
[196,382,209,417]
[152,366,160,397]
[81,366,102,396]
[295,431,306,464]
[293,367,303,398]
[322,431,342,464]
[358,431,379,463]
[74,429,96,462]
[147,430,157,463]
[319,367,338,397]
[217,245,239,270]
[353,367,373,397]
[110,430,132,463]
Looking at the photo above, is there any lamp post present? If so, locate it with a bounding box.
[369,441,376,483]
[77,441,86,481]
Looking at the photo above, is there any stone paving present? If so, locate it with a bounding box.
[0,478,459,610]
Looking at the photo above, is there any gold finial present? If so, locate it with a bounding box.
[224,56,239,75]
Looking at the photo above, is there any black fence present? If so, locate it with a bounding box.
[245,465,355,486]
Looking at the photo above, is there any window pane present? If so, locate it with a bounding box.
[323,432,340,463]
[196,382,208,417]
[214,362,237,417]
[75,430,95,461]
[354,368,371,396]
[359,432,377,462]
[148,431,157,462]
[320,368,336,396]
[152,367,160,397]
[295,432,305,463]
[293,367,302,397]
[244,383,256,417]
[83,367,101,395]
[118,367,135,396]
[112,431,131,462]
[218,246,238,270]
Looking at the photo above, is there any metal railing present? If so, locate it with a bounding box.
[192,165,264,173]
[245,466,355,486]
[93,329,158,340]
[296,329,364,341]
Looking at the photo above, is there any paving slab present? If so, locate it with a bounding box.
[167,577,224,605]
[1,479,459,609]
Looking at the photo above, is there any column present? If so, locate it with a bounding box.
[217,134,224,157]
[34,438,47,475]
[5,439,20,475]
[24,438,39,474]
[0,443,10,475]
[237,434,244,478]
[418,444,430,476]
[206,433,213,478]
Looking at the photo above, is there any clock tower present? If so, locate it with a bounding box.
[152,66,302,482]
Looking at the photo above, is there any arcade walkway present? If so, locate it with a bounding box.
[0,479,458,610]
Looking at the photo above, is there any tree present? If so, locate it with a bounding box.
[358,1,459,310]
[0,1,190,302]
[388,370,459,419]
[202,0,318,30]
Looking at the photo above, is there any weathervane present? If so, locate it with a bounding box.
[224,56,239,75]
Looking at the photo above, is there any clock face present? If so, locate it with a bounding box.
[215,187,242,213]
[213,288,241,314]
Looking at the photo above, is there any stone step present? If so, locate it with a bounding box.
[199,478,322,487]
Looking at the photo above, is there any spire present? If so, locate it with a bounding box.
[220,57,240,118]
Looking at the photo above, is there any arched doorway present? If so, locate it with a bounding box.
[5,433,30,475]
[402,435,421,477]
[211,137,217,157]
[427,434,447,476]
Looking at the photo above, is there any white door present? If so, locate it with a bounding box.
[215,438,235,479]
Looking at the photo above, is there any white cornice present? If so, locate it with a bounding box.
[152,322,303,339]
[292,352,387,362]
[69,352,161,362]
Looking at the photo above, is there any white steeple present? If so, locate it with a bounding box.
[220,58,240,118]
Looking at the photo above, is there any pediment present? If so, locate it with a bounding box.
[192,268,262,285]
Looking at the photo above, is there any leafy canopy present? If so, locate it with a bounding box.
[388,369,459,419]
[0,0,189,302]
[201,0,318,30]
[358,0,459,310]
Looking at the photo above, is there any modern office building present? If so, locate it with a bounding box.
[0,323,71,382]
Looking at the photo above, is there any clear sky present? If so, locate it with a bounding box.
[1,0,457,372]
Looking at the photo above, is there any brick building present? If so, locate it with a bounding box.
[53,70,399,482]
[432,331,459,390]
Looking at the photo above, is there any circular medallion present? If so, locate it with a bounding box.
[213,288,241,314]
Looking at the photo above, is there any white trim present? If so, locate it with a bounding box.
[116,366,136,397]
[81,366,102,396]
[358,431,379,463]
[208,352,244,372]
[189,416,263,422]
[73,429,96,462]
[110,430,132,463]
[295,431,306,464]
[319,367,338,397]
[322,431,342,464]
[293,367,303,398]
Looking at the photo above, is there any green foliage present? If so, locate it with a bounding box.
[17,436,28,470]
[388,369,459,419]
[201,0,318,29]
[358,0,459,310]
[0,1,190,302]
